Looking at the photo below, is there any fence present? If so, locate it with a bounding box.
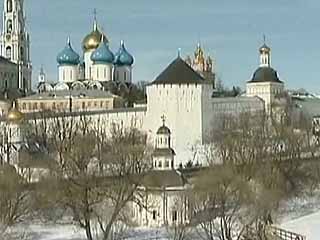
[267,225,306,240]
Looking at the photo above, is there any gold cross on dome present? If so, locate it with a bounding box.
[161,115,166,126]
[93,8,97,21]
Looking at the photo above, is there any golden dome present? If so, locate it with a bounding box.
[82,21,108,51]
[7,104,24,123]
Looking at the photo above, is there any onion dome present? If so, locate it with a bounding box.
[157,125,171,134]
[250,67,282,83]
[91,37,114,64]
[57,38,80,66]
[114,40,134,66]
[82,20,108,52]
[7,102,24,123]
[157,116,171,135]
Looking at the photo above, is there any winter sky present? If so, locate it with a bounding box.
[5,0,320,91]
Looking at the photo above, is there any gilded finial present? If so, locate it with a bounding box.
[178,48,181,58]
[120,40,124,46]
[161,115,166,126]
[263,34,266,44]
[67,36,71,45]
[93,8,98,31]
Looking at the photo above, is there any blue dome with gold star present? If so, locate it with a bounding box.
[91,39,114,64]
[114,41,134,66]
[57,38,80,66]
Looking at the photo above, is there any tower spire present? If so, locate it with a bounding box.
[161,115,166,126]
[93,8,98,31]
[259,36,271,67]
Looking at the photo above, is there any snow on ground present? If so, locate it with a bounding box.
[9,224,85,240]
[7,192,320,240]
[282,210,320,240]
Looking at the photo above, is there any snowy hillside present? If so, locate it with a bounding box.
[282,211,320,240]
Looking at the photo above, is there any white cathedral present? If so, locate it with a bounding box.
[38,16,134,92]
[0,0,32,91]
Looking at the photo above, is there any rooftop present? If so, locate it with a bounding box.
[142,170,187,188]
[152,57,206,85]
[19,89,118,101]
[0,56,17,66]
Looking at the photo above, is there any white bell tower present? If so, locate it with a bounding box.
[0,0,32,91]
[153,116,176,171]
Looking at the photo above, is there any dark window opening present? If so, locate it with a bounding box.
[172,211,177,222]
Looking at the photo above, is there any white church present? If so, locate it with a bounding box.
[38,15,134,92]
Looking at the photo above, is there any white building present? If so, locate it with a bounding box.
[0,0,32,92]
[246,42,285,114]
[132,120,189,227]
[54,16,134,90]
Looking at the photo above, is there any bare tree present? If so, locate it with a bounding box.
[0,164,32,238]
[33,113,151,240]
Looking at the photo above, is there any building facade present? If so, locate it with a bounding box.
[132,120,189,227]
[0,0,32,91]
[246,42,285,114]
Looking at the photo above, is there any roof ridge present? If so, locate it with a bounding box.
[152,57,206,85]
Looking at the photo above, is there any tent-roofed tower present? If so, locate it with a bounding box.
[146,55,214,167]
[0,0,32,92]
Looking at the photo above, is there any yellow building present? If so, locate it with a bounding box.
[17,89,124,113]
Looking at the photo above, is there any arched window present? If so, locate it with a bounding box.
[20,47,24,60]
[124,72,127,82]
[5,46,11,59]
[7,0,12,12]
[7,20,12,33]
[104,68,106,78]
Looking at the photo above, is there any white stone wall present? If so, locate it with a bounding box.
[114,65,132,83]
[92,63,113,82]
[58,65,79,83]
[146,84,206,167]
[246,81,284,113]
[131,189,188,227]
[84,50,94,79]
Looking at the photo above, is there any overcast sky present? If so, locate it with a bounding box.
[4,0,320,91]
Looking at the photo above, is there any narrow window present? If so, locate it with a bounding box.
[172,211,177,222]
[165,161,170,168]
[152,210,157,220]
[7,0,12,12]
[7,20,12,33]
[5,46,11,59]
